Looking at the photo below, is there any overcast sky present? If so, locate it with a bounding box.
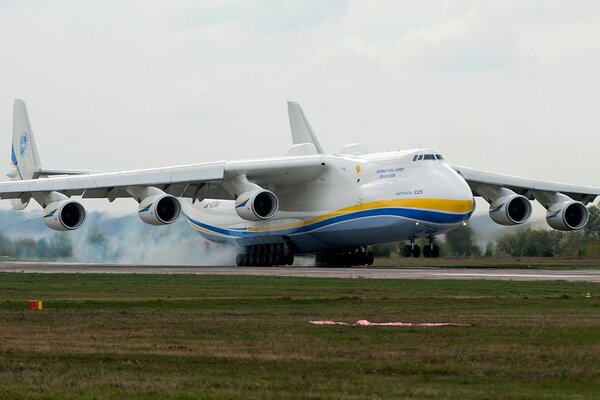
[1,1,599,214]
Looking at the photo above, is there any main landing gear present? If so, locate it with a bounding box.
[403,238,439,258]
[315,247,374,267]
[236,244,294,267]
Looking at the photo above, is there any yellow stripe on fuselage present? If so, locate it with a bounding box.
[245,198,474,233]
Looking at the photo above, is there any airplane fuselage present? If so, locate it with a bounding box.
[182,149,475,254]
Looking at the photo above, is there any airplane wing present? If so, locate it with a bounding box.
[0,156,326,202]
[451,164,600,205]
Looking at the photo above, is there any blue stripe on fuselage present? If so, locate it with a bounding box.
[185,207,471,239]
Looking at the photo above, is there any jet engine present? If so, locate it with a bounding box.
[235,190,279,221]
[43,200,86,231]
[546,201,589,231]
[489,194,532,226]
[138,194,181,225]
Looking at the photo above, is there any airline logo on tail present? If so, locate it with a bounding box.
[19,132,29,157]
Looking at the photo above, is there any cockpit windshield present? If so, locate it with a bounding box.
[412,153,444,162]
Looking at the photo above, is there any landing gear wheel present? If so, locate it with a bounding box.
[366,251,374,266]
[285,252,294,266]
[236,253,245,267]
[404,245,412,258]
[423,245,431,258]
[412,245,421,258]
[432,245,439,258]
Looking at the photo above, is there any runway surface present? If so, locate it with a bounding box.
[1,262,600,282]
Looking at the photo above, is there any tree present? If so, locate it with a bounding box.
[484,242,494,257]
[584,204,600,238]
[371,242,399,257]
[495,229,564,257]
[444,225,480,256]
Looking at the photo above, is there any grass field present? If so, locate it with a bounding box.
[0,273,599,399]
[373,256,600,269]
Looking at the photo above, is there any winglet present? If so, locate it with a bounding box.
[287,101,324,154]
[12,99,42,180]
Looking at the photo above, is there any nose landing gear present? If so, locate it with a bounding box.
[423,240,440,258]
[403,238,420,258]
[404,237,439,258]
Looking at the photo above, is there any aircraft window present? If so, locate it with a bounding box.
[424,154,435,160]
[435,154,444,160]
[417,155,423,160]
[413,155,418,161]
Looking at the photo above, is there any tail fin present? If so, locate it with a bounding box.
[12,99,42,180]
[287,101,324,154]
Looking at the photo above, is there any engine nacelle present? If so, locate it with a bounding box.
[546,201,589,231]
[235,190,279,221]
[489,194,532,226]
[138,194,181,225]
[43,200,86,231]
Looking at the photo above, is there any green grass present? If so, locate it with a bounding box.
[373,256,600,269]
[0,273,599,399]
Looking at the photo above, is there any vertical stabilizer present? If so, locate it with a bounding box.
[287,101,324,154]
[12,99,41,180]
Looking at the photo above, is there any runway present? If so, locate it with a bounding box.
[1,262,600,282]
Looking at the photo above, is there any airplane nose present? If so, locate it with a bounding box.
[436,164,475,217]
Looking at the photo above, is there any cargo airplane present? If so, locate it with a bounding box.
[3,100,599,266]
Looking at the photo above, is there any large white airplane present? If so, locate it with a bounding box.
[3,99,599,266]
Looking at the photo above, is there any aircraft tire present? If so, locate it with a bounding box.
[366,251,374,266]
[412,245,421,258]
[259,254,267,266]
[285,252,294,266]
[358,251,368,265]
[423,245,431,258]
[404,245,412,258]
[432,245,440,258]
[236,253,245,267]
[344,254,353,267]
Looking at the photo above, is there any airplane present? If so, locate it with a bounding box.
[3,99,599,267]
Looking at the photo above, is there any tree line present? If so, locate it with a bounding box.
[0,234,72,260]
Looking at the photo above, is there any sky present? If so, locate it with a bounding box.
[0,0,599,215]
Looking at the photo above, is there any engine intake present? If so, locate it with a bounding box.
[546,201,589,231]
[489,194,532,226]
[138,194,181,225]
[235,190,279,221]
[43,200,86,231]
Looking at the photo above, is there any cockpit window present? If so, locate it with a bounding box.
[424,154,435,160]
[413,155,418,161]
[435,154,444,160]
[417,155,423,161]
